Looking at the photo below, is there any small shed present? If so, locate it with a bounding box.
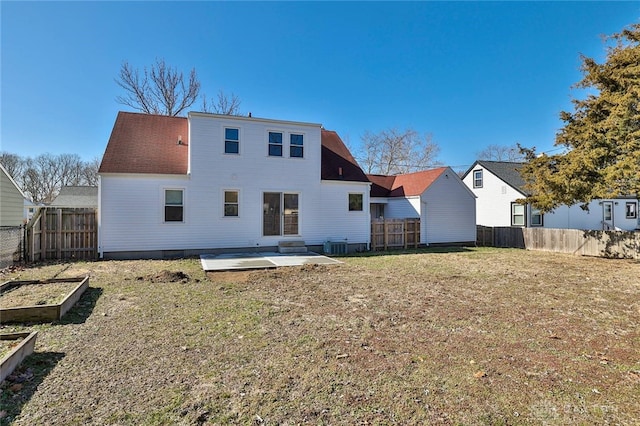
[368,167,476,245]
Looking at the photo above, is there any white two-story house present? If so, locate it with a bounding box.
[98,111,371,259]
[462,160,639,231]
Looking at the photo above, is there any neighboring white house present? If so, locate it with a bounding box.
[1,163,26,227]
[98,111,371,259]
[462,160,640,231]
[368,167,477,245]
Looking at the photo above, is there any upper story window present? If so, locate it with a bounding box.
[473,170,483,188]
[225,128,239,154]
[268,132,283,157]
[290,134,304,158]
[165,189,184,222]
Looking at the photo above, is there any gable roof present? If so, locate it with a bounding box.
[99,111,189,175]
[464,160,527,194]
[367,167,448,197]
[320,130,369,182]
[99,112,368,183]
[50,186,98,208]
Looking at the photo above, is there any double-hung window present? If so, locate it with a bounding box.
[225,128,239,154]
[531,208,543,227]
[224,191,239,217]
[511,202,525,226]
[165,189,184,222]
[473,170,483,188]
[290,134,304,158]
[268,132,283,157]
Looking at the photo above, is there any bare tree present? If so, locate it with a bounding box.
[201,90,242,115]
[22,154,61,203]
[476,144,525,162]
[357,128,440,175]
[115,58,201,116]
[1,152,100,203]
[82,157,101,186]
[0,152,26,181]
[57,153,85,186]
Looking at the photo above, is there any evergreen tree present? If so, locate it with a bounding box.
[520,23,640,211]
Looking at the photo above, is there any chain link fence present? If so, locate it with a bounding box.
[1,225,24,269]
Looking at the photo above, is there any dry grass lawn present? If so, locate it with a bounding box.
[1,248,638,425]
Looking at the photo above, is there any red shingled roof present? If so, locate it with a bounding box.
[99,113,368,182]
[99,111,188,175]
[321,130,369,182]
[367,167,447,197]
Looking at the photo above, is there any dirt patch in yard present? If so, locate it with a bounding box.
[137,270,191,284]
[1,250,639,425]
[207,270,253,284]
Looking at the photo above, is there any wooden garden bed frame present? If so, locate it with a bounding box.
[0,276,89,324]
[0,331,38,382]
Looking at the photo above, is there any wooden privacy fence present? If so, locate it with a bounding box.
[26,208,98,262]
[371,219,420,251]
[477,226,526,248]
[477,226,640,259]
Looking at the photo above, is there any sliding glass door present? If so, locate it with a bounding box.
[263,192,298,236]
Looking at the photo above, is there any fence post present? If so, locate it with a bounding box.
[383,220,388,250]
[56,209,62,259]
[403,219,408,249]
[40,208,47,261]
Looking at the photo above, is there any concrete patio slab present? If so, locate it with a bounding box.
[200,252,342,271]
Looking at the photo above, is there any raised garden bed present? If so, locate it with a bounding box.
[0,332,38,382]
[0,276,89,324]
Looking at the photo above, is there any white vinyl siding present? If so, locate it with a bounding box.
[386,197,420,219]
[381,169,476,245]
[542,199,639,231]
[463,165,525,227]
[421,171,476,244]
[465,163,640,231]
[99,114,371,256]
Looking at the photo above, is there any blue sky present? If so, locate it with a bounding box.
[1,2,638,172]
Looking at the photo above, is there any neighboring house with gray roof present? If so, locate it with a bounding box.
[50,186,98,208]
[462,160,639,231]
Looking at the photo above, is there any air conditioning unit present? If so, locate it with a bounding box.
[323,241,347,255]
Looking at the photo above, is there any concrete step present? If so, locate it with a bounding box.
[278,240,307,254]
